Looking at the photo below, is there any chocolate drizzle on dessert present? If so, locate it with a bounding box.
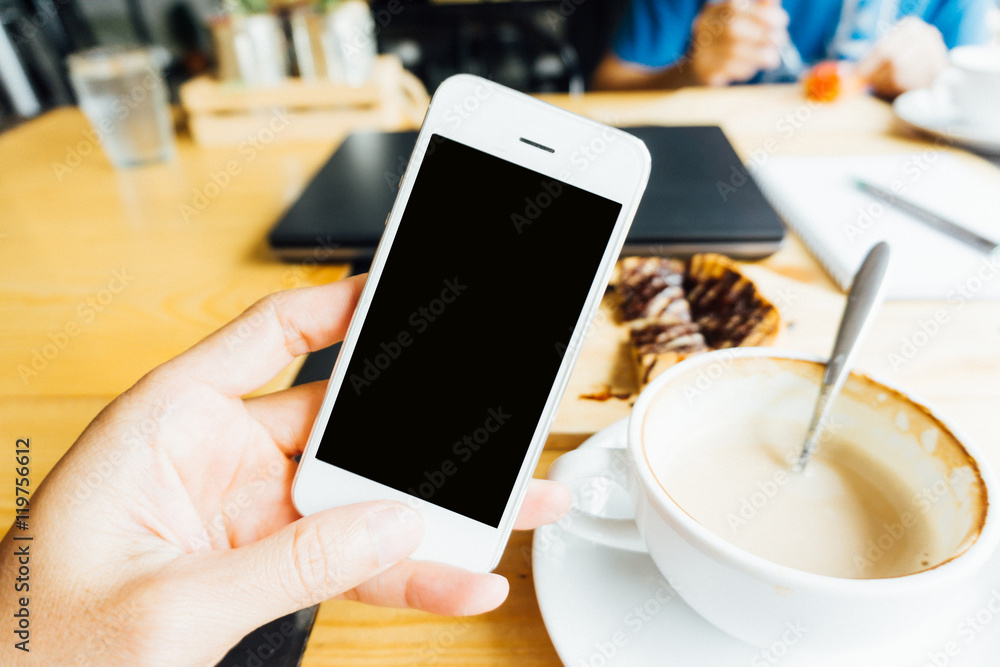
[617,257,687,321]
[611,254,779,390]
[685,254,779,350]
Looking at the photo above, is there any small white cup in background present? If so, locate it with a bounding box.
[936,45,1000,130]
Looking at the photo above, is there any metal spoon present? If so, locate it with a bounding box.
[794,242,891,472]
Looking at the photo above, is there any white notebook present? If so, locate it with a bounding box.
[755,153,1000,300]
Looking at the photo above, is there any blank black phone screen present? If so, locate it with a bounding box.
[315,134,622,527]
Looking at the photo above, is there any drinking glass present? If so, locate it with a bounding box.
[67,46,176,168]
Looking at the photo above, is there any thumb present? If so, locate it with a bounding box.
[173,501,424,632]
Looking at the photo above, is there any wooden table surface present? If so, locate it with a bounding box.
[3,85,1000,665]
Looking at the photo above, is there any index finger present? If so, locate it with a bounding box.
[854,47,885,81]
[157,274,365,397]
[746,4,789,31]
[854,22,903,79]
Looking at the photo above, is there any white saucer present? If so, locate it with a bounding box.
[533,419,1000,666]
[894,87,1000,154]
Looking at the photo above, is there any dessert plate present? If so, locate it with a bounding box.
[532,419,1000,666]
[894,87,1000,155]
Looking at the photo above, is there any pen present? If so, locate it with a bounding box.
[777,40,805,78]
[758,0,805,79]
[854,179,999,255]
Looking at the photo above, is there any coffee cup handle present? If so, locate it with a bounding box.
[546,447,648,552]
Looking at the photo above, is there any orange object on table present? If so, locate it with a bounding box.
[804,60,867,102]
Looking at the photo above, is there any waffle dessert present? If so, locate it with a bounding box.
[616,257,708,386]
[616,254,779,388]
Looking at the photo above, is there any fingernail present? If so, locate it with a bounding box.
[369,506,424,567]
[458,574,510,616]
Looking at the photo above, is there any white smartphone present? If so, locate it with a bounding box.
[292,75,650,572]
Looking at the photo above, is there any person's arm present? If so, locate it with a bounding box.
[592,1,789,91]
[591,54,700,91]
[854,0,994,100]
[855,17,949,99]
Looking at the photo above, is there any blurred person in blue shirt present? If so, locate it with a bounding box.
[591,0,994,97]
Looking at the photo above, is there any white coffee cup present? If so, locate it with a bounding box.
[936,45,1000,130]
[548,348,998,651]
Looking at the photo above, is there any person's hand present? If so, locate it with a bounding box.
[855,16,948,98]
[0,275,572,666]
[688,0,790,86]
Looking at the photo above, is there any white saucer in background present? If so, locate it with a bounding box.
[894,87,1000,154]
[532,419,1000,666]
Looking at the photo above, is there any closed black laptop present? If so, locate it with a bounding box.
[267,126,785,262]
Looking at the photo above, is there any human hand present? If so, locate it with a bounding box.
[855,16,948,98]
[0,275,572,666]
[689,0,790,86]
